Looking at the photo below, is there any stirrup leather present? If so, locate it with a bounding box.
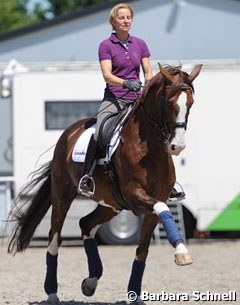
[79,174,95,197]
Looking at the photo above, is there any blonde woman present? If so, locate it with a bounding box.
[79,3,153,195]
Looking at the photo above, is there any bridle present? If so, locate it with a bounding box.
[141,84,193,143]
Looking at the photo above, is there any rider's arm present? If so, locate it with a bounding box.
[141,57,153,83]
[100,59,125,86]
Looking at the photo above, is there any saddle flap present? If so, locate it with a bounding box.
[72,125,121,163]
[98,103,134,150]
[72,103,134,163]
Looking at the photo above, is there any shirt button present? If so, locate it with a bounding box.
[126,57,129,59]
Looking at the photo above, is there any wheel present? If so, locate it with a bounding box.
[182,205,197,239]
[96,210,142,245]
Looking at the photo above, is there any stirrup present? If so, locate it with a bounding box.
[78,174,95,197]
[168,182,185,202]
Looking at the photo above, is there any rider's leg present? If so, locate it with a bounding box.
[79,99,119,196]
[94,99,120,140]
[78,134,99,196]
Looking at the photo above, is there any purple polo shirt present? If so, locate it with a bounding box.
[98,33,151,101]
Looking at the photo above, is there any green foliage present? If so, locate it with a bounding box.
[33,0,113,20]
[0,0,37,34]
[0,0,113,34]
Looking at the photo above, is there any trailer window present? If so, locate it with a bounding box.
[45,101,100,130]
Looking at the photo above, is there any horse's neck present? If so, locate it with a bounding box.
[124,105,166,156]
[117,108,175,200]
[143,85,163,123]
[121,83,166,156]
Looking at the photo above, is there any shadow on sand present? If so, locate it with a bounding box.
[29,301,128,305]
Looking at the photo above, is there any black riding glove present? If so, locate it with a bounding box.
[123,80,142,92]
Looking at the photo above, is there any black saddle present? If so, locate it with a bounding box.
[85,102,134,153]
[98,108,128,150]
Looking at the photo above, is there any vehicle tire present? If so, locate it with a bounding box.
[96,210,142,245]
[182,205,197,239]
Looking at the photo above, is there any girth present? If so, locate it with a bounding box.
[104,161,130,210]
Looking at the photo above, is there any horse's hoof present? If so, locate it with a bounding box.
[81,277,98,296]
[174,252,194,266]
[42,293,60,304]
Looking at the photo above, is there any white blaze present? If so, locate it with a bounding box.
[168,92,187,155]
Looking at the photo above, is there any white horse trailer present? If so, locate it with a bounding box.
[0,60,240,243]
[174,60,240,238]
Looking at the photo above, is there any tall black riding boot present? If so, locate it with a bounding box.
[78,134,99,197]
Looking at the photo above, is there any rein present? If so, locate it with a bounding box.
[141,84,190,143]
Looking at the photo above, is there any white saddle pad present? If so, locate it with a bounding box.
[72,124,120,164]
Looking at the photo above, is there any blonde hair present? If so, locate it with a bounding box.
[109,3,134,30]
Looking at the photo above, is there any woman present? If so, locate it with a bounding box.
[79,2,153,195]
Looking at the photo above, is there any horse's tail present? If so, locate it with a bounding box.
[8,161,53,254]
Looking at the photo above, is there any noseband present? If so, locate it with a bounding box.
[142,84,192,143]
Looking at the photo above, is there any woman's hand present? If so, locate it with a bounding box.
[123,80,142,91]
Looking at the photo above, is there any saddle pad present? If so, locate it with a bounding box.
[72,124,120,164]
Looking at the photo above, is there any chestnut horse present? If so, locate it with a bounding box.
[8,64,202,305]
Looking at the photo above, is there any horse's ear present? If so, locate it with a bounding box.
[158,63,174,83]
[189,64,203,82]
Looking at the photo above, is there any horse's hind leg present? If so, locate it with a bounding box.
[79,204,117,297]
[44,185,76,304]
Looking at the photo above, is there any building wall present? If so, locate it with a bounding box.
[0,0,240,62]
[0,98,12,174]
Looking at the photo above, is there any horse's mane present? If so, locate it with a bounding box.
[162,64,194,90]
[162,64,182,75]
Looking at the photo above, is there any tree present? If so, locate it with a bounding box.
[0,0,112,34]
[32,0,113,21]
[0,0,37,34]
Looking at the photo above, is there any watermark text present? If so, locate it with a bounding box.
[126,290,237,302]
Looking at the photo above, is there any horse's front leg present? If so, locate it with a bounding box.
[153,201,193,266]
[79,204,117,297]
[128,187,193,266]
[127,214,159,305]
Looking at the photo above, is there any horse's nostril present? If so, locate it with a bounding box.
[171,145,175,151]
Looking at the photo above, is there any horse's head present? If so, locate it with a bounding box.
[141,64,202,155]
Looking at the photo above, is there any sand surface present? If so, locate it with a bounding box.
[1,240,239,305]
